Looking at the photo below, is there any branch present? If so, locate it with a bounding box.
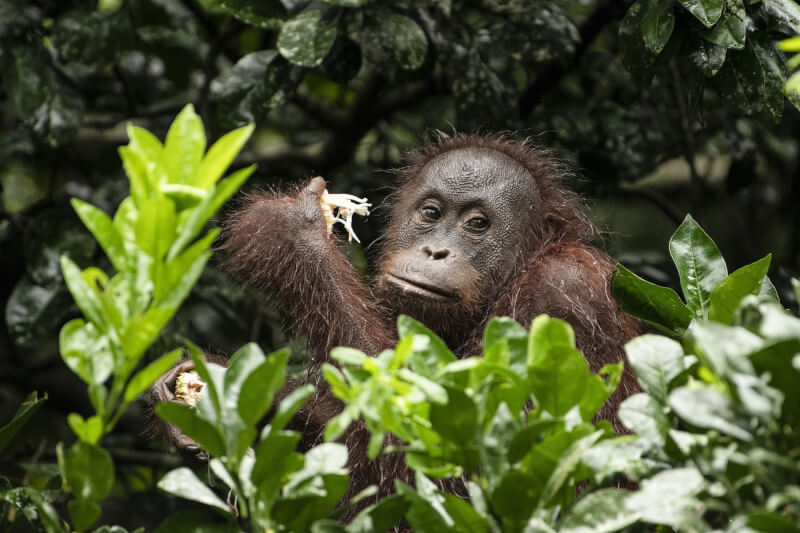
[518,0,624,118]
[614,185,684,226]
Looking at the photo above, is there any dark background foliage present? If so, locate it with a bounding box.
[1,0,799,529]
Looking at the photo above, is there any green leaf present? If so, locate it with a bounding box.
[277,7,338,67]
[560,488,640,532]
[135,196,176,261]
[676,0,723,27]
[625,468,706,530]
[67,413,104,444]
[124,348,183,403]
[213,51,300,128]
[71,198,128,273]
[0,44,83,146]
[624,335,685,403]
[618,2,659,86]
[270,384,315,431]
[668,386,752,440]
[641,0,675,54]
[219,0,287,29]
[348,494,409,533]
[690,39,727,77]
[60,256,107,329]
[167,165,255,261]
[491,472,542,522]
[164,105,206,186]
[611,264,693,335]
[58,441,114,500]
[618,393,668,447]
[702,13,745,50]
[529,346,590,417]
[252,429,302,485]
[430,387,478,442]
[0,391,46,454]
[668,214,727,318]
[359,13,428,70]
[541,430,604,504]
[156,402,226,457]
[323,0,374,5]
[158,467,232,514]
[68,499,101,531]
[238,347,289,426]
[330,347,368,366]
[60,319,114,385]
[196,123,254,189]
[709,254,771,323]
[397,315,457,376]
[120,307,175,361]
[527,314,575,368]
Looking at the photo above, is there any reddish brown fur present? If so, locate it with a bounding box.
[147,133,641,516]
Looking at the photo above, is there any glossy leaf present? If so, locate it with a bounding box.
[668,386,752,441]
[709,254,771,324]
[156,402,225,457]
[359,13,428,70]
[238,347,289,426]
[196,123,254,189]
[124,348,183,403]
[561,488,640,532]
[163,104,206,186]
[641,0,675,54]
[611,264,693,335]
[277,7,338,67]
[158,467,232,514]
[669,215,727,318]
[58,441,114,500]
[624,335,685,403]
[676,0,723,27]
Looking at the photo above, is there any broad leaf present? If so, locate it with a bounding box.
[611,264,693,335]
[158,467,232,514]
[668,215,727,319]
[709,254,771,324]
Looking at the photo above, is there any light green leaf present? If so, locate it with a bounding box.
[167,165,255,261]
[618,393,668,447]
[60,256,107,329]
[668,386,752,441]
[669,214,727,318]
[135,196,176,261]
[196,123,254,189]
[158,467,232,514]
[124,348,183,402]
[67,413,104,444]
[625,335,685,403]
[560,488,640,533]
[625,468,706,530]
[270,384,314,431]
[71,198,128,272]
[60,319,113,385]
[164,104,206,186]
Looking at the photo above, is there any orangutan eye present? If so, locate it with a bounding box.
[465,216,489,232]
[421,206,441,221]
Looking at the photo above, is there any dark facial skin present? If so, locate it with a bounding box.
[377,147,540,339]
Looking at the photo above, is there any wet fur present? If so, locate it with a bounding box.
[148,133,641,517]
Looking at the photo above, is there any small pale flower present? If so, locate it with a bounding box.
[175,371,205,407]
[320,189,372,243]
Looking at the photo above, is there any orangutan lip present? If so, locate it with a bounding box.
[386,273,458,300]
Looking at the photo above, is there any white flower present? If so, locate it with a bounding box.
[175,371,205,407]
[320,189,372,243]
